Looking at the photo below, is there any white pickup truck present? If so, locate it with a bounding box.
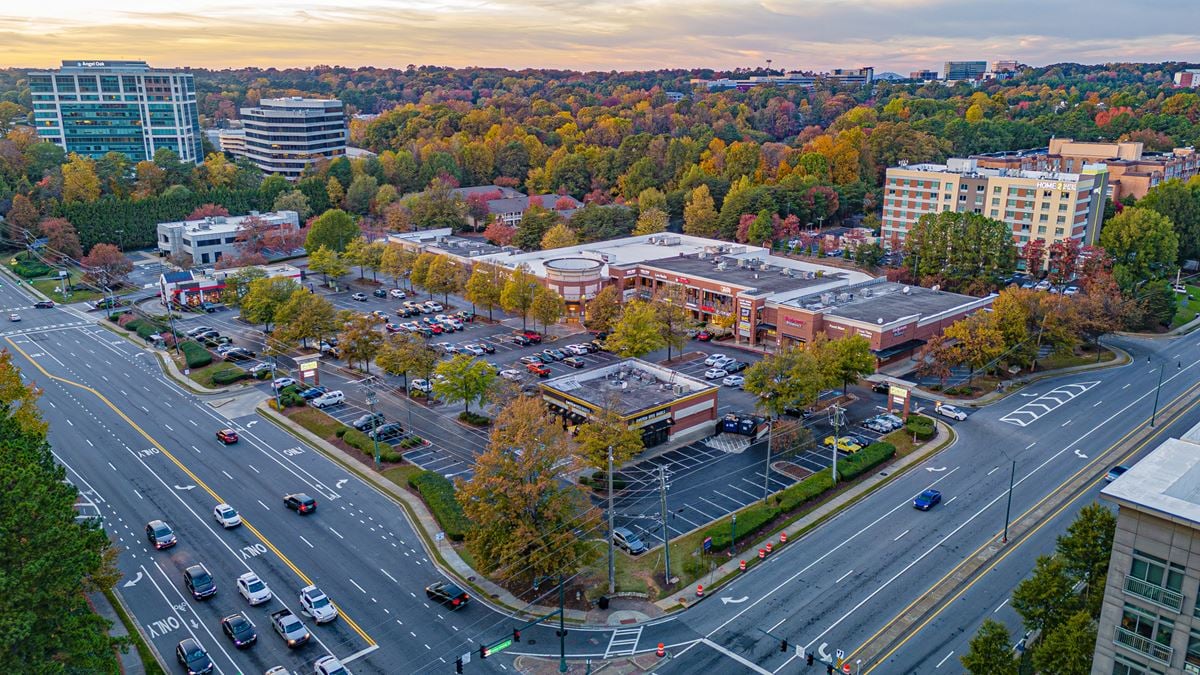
[270,608,310,648]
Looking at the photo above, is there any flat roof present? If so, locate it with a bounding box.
[388,229,508,258]
[540,358,716,417]
[479,232,763,278]
[643,254,862,301]
[896,162,1093,183]
[781,281,989,327]
[1102,419,1200,528]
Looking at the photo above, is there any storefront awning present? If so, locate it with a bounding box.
[756,323,776,331]
[872,338,927,360]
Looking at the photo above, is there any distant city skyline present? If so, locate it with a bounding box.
[4,0,1199,72]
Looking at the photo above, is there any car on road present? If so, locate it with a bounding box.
[913,489,942,510]
[1105,465,1130,482]
[237,572,273,605]
[284,493,317,514]
[270,608,310,648]
[271,377,297,390]
[351,292,368,302]
[300,585,339,623]
[369,423,404,441]
[526,363,551,377]
[221,614,257,648]
[213,503,242,528]
[409,379,433,394]
[704,367,728,380]
[216,428,239,444]
[9,313,20,321]
[33,300,55,308]
[613,527,648,555]
[175,638,214,674]
[499,369,522,381]
[722,375,745,387]
[145,520,176,549]
[695,330,713,341]
[389,288,407,299]
[704,353,733,367]
[183,563,217,600]
[372,288,388,298]
[562,356,586,368]
[936,404,967,421]
[310,390,345,408]
[822,436,863,453]
[351,412,385,431]
[425,581,470,609]
[299,385,328,401]
[315,655,352,675]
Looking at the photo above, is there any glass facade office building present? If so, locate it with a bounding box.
[29,60,203,164]
[240,98,347,179]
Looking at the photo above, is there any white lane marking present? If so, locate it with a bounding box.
[701,638,771,675]
[1122,383,1131,389]
[189,419,198,426]
[257,500,269,511]
[86,439,93,447]
[986,466,999,476]
[350,579,366,593]
[994,598,1009,613]
[300,536,314,548]
[893,529,909,541]
[248,464,260,474]
[836,569,854,583]
[946,497,957,505]
[164,423,173,431]
[1061,419,1072,427]
[107,462,116,471]
[1025,442,1036,449]
[381,569,397,583]
[936,650,955,668]
[1094,400,1103,407]
[329,527,345,540]
[133,489,143,500]
[66,419,74,426]
[768,618,787,633]
[222,470,233,480]
[341,645,380,664]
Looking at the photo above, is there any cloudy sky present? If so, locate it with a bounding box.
[3,0,1198,72]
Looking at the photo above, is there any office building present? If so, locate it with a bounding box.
[943,60,988,80]
[29,60,202,163]
[910,70,940,81]
[991,60,1021,73]
[1092,420,1200,674]
[240,97,347,179]
[216,128,247,156]
[881,158,1109,259]
[1174,70,1200,88]
[827,68,875,86]
[973,138,1199,202]
[156,210,300,266]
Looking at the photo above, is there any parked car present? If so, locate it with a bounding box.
[499,369,522,381]
[223,348,255,362]
[723,360,748,373]
[310,390,344,408]
[470,342,495,354]
[351,292,368,302]
[459,344,484,356]
[695,330,713,341]
[372,288,388,298]
[216,428,239,444]
[704,353,733,367]
[562,356,586,368]
[936,404,967,421]
[424,301,444,312]
[145,520,177,549]
[186,325,216,337]
[565,344,590,356]
[526,363,551,377]
[425,581,470,609]
[510,334,532,346]
[871,382,890,394]
[299,385,328,400]
[704,367,728,380]
[822,436,863,453]
[541,348,565,361]
[369,423,404,441]
[283,493,317,514]
[351,412,385,431]
[410,379,433,394]
[613,527,648,555]
[519,355,544,365]
[390,288,407,299]
[913,489,942,510]
[722,375,745,387]
[521,330,543,343]
[271,377,297,390]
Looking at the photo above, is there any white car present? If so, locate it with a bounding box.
[459,344,484,356]
[705,367,729,380]
[565,344,589,356]
[272,377,297,390]
[236,572,272,605]
[300,585,338,623]
[389,288,407,299]
[315,655,352,675]
[410,379,433,393]
[936,404,967,421]
[704,353,733,367]
[213,503,242,528]
[722,375,745,387]
[424,301,444,312]
[499,369,522,381]
[310,390,345,408]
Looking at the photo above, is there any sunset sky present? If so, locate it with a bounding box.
[3,0,1198,72]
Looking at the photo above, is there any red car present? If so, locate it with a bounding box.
[526,363,551,377]
[216,429,239,444]
[522,330,543,344]
[695,330,713,341]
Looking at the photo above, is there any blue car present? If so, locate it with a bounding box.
[298,385,328,401]
[913,489,942,510]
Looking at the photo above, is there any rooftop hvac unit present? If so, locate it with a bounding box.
[931,284,941,292]
[863,288,872,297]
[469,250,481,256]
[661,235,681,246]
[698,252,707,259]
[837,293,850,302]
[673,384,684,396]
[821,292,835,305]
[760,264,771,272]
[738,259,748,268]
[716,262,728,271]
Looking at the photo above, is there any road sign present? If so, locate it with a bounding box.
[460,652,471,665]
[836,649,845,660]
[703,536,712,552]
[482,637,513,658]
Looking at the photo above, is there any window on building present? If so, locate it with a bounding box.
[1043,190,1053,197]
[960,184,967,191]
[1055,228,1064,236]
[990,210,999,217]
[992,198,1000,206]
[993,186,1001,193]
[1005,211,1016,219]
[1059,203,1069,211]
[959,195,966,201]
[1185,630,1200,674]
[976,185,985,192]
[1038,226,1047,234]
[1130,551,1185,595]
[1040,214,1049,222]
[1041,202,1051,210]
[1112,652,1163,675]
[1007,199,1017,207]
[1121,603,1174,650]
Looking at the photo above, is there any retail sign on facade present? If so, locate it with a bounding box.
[784,316,805,328]
[675,276,690,284]
[653,273,667,280]
[629,409,670,428]
[892,325,907,337]
[720,286,732,294]
[700,305,715,313]
[857,329,872,338]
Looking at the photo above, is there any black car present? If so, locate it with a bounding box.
[425,581,470,609]
[352,412,386,431]
[183,564,217,600]
[195,330,220,341]
[176,638,214,674]
[723,361,748,373]
[284,493,317,514]
[369,422,404,441]
[510,334,532,346]
[871,382,890,394]
[33,300,54,308]
[476,343,495,354]
[372,288,388,298]
[145,520,177,549]
[223,348,255,361]
[221,614,257,648]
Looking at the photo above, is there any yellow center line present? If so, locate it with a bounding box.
[8,337,376,647]
[856,383,1200,673]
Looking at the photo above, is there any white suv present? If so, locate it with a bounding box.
[237,572,272,605]
[310,390,345,408]
[300,585,338,623]
[704,353,733,367]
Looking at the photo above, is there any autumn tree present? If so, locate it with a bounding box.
[425,254,465,304]
[80,243,132,289]
[1099,207,1179,289]
[914,335,953,387]
[38,217,82,262]
[457,396,597,583]
[6,193,39,244]
[814,334,876,395]
[540,222,578,250]
[1074,271,1139,355]
[240,276,301,332]
[500,265,539,330]
[683,184,719,237]
[273,189,312,220]
[515,205,558,250]
[942,311,1006,384]
[531,285,565,332]
[337,313,384,373]
[61,153,100,203]
[343,236,373,279]
[326,176,345,207]
[220,266,268,308]
[1022,238,1047,275]
[653,285,690,361]
[903,211,1016,287]
[633,207,669,236]
[307,245,349,287]
[483,219,516,247]
[960,619,1017,675]
[409,252,436,298]
[379,243,415,290]
[584,285,623,333]
[186,203,229,221]
[274,289,337,349]
[465,262,507,320]
[432,353,497,415]
[637,187,668,213]
[606,299,666,357]
[377,332,439,390]
[305,209,359,254]
[743,347,826,418]
[574,401,644,472]
[1047,238,1081,286]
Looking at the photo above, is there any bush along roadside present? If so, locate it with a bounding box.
[407,471,471,541]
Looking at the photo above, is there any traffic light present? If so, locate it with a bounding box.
[807,652,815,666]
[827,666,834,674]
[480,644,488,660]
[780,639,788,653]
[513,628,521,643]
[455,656,464,674]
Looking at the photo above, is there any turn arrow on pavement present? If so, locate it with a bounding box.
[721,596,748,605]
[925,466,947,472]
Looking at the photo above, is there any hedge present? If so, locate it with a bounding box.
[704,502,776,552]
[837,442,896,481]
[179,341,212,368]
[457,411,491,426]
[408,470,470,542]
[342,429,375,455]
[211,367,248,385]
[775,469,834,512]
[906,415,935,440]
[13,260,51,278]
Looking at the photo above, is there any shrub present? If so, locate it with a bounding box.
[407,471,470,541]
[380,450,404,463]
[279,390,305,407]
[837,442,896,481]
[342,429,374,454]
[211,368,248,385]
[13,260,51,278]
[906,415,935,440]
[180,341,211,368]
[703,502,777,552]
[116,313,137,328]
[254,369,273,380]
[774,469,834,512]
[457,411,490,426]
[334,427,348,438]
[135,322,160,340]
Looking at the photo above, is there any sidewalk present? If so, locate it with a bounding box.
[87,591,148,674]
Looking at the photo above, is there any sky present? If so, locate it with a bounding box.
[3,0,1198,73]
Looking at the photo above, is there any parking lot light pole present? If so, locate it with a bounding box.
[730,513,736,557]
[1151,363,1166,427]
[366,390,381,471]
[607,446,615,595]
[269,360,282,410]
[762,415,774,502]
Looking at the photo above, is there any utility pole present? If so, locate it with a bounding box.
[762,415,774,502]
[1002,460,1015,543]
[365,389,381,471]
[607,445,615,595]
[1151,363,1165,427]
[658,465,671,586]
[830,404,843,485]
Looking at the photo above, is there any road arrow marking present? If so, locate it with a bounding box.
[122,571,142,588]
[336,479,348,489]
[1074,449,1088,458]
[818,643,831,660]
[174,484,196,491]
[246,421,258,427]
[720,596,748,605]
[190,619,199,629]
[925,466,947,472]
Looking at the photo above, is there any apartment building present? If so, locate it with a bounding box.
[28,60,202,163]
[974,138,1199,202]
[1174,69,1200,88]
[881,158,1109,259]
[240,97,347,179]
[1092,420,1200,674]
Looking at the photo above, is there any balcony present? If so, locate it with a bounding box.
[1114,627,1173,664]
[1125,575,1185,612]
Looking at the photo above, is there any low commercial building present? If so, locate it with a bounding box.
[158,263,302,309]
[156,210,300,266]
[216,128,247,156]
[539,358,719,447]
[1092,419,1200,674]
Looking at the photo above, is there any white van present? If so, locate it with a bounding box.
[310,390,344,409]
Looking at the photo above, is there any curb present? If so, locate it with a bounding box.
[97,321,233,395]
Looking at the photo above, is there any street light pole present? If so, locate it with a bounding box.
[366,390,381,471]
[762,415,774,502]
[534,575,568,673]
[658,465,671,586]
[607,446,615,595]
[1151,363,1165,427]
[1002,460,1015,544]
[730,513,736,558]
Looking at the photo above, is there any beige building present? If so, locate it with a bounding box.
[1093,421,1200,674]
[974,139,1199,202]
[881,158,1109,259]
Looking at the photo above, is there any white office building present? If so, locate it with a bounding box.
[240,97,347,179]
[157,211,300,266]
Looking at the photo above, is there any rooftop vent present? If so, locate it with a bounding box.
[902,286,910,294]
